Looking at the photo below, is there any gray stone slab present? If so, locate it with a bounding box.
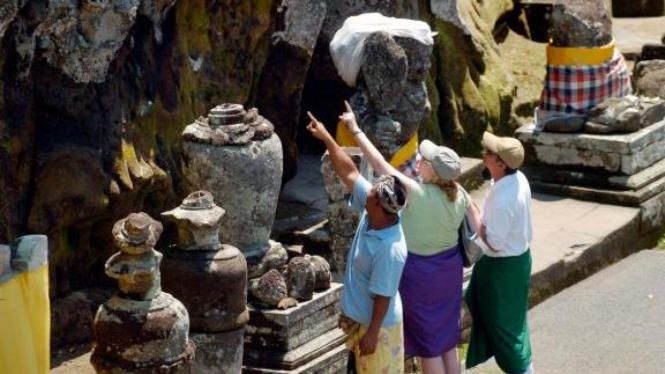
[245,304,340,351]
[517,121,665,155]
[529,176,665,206]
[523,157,665,190]
[517,121,665,175]
[243,342,348,374]
[640,189,665,233]
[243,327,346,370]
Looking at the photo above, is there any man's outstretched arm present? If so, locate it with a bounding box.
[307,111,360,192]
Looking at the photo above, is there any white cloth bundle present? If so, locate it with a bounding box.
[329,13,437,87]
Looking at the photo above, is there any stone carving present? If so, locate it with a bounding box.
[161,191,248,374]
[183,103,275,146]
[537,0,635,133]
[585,96,665,134]
[635,60,665,99]
[249,255,333,309]
[306,254,333,290]
[91,212,194,374]
[250,269,289,308]
[182,104,283,278]
[348,31,433,161]
[161,190,226,251]
[285,257,316,301]
[550,0,612,47]
[32,1,178,83]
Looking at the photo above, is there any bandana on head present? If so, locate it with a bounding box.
[372,175,405,214]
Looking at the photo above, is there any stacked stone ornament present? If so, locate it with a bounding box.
[161,191,248,374]
[182,104,286,278]
[91,213,194,374]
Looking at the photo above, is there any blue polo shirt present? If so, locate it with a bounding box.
[340,176,408,328]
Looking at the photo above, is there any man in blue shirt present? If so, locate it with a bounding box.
[307,111,408,373]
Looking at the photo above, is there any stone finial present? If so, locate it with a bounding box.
[111,212,163,255]
[106,212,163,300]
[182,103,275,145]
[162,190,225,251]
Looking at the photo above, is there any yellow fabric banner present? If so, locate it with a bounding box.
[546,40,615,66]
[335,121,419,167]
[0,265,50,374]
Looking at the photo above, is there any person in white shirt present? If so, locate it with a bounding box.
[465,132,534,374]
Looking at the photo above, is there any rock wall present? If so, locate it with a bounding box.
[0,0,515,346]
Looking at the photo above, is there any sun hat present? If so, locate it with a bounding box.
[481,132,524,169]
[418,140,462,181]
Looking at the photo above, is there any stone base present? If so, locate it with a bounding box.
[516,121,665,175]
[191,329,244,374]
[517,122,665,207]
[244,283,345,371]
[243,341,348,374]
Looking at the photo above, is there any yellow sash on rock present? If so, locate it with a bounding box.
[336,121,418,167]
[546,40,615,66]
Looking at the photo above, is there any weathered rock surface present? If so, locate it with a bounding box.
[585,96,665,134]
[634,60,665,99]
[550,0,613,48]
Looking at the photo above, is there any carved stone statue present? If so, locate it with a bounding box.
[91,213,194,374]
[331,13,435,177]
[536,0,633,133]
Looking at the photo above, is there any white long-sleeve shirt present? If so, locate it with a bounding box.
[481,171,533,257]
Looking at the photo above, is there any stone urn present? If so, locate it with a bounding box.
[182,104,283,276]
[161,191,248,374]
[91,213,194,374]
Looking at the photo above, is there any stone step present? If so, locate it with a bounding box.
[243,327,347,371]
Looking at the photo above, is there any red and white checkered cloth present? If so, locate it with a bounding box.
[538,49,632,118]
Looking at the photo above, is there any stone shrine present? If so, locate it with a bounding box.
[331,13,434,178]
[91,213,194,374]
[161,191,248,374]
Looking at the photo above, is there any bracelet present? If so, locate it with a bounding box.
[352,130,363,136]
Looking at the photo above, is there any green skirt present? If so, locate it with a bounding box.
[465,250,532,373]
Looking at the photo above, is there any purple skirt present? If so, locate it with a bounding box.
[400,246,463,358]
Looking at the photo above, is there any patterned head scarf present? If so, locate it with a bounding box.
[372,175,407,214]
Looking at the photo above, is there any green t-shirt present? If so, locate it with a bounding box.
[401,183,469,256]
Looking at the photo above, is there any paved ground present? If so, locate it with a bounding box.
[613,16,665,59]
[468,250,665,374]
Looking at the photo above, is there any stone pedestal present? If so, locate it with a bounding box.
[516,121,665,233]
[243,283,348,373]
[161,191,248,374]
[91,213,194,374]
[190,330,245,374]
